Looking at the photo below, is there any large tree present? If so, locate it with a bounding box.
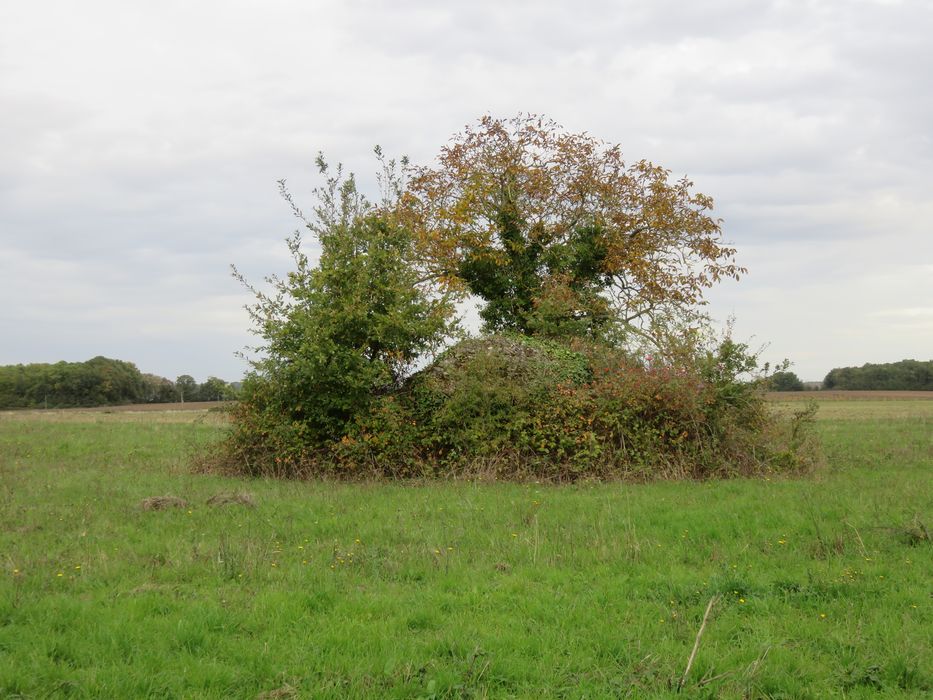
[175,375,198,403]
[770,370,804,392]
[399,115,744,342]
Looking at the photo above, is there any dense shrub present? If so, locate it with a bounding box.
[216,333,817,481]
[223,157,456,476]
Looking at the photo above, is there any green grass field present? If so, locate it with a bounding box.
[1,400,930,698]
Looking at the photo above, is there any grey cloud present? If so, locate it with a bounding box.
[1,0,931,382]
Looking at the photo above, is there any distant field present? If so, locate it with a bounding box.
[768,397,933,422]
[768,390,933,401]
[0,404,230,426]
[0,400,230,414]
[0,397,930,697]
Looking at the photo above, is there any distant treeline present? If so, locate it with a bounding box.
[823,359,933,391]
[0,357,239,409]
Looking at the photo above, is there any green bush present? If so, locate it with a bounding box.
[218,332,817,481]
[386,334,816,480]
[222,157,456,477]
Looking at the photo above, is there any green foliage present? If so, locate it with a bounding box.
[200,376,237,401]
[456,219,613,339]
[0,356,147,408]
[227,156,456,474]
[771,370,804,392]
[174,375,238,403]
[224,330,816,481]
[0,360,236,409]
[823,359,933,390]
[175,374,198,402]
[141,373,176,403]
[405,335,593,467]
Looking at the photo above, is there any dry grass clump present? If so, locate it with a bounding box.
[256,684,298,699]
[206,491,256,508]
[139,495,188,511]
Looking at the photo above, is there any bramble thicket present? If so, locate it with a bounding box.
[216,116,816,480]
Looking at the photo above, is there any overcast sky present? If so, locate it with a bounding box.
[2,0,930,383]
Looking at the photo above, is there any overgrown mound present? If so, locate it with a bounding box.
[216,334,816,481]
[215,118,820,482]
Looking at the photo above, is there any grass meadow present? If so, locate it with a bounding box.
[0,399,930,698]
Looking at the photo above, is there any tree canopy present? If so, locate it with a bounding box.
[0,357,146,408]
[770,370,804,392]
[399,115,744,341]
[823,359,933,390]
[0,359,238,409]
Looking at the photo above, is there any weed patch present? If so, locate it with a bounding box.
[206,492,256,508]
[139,496,188,511]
